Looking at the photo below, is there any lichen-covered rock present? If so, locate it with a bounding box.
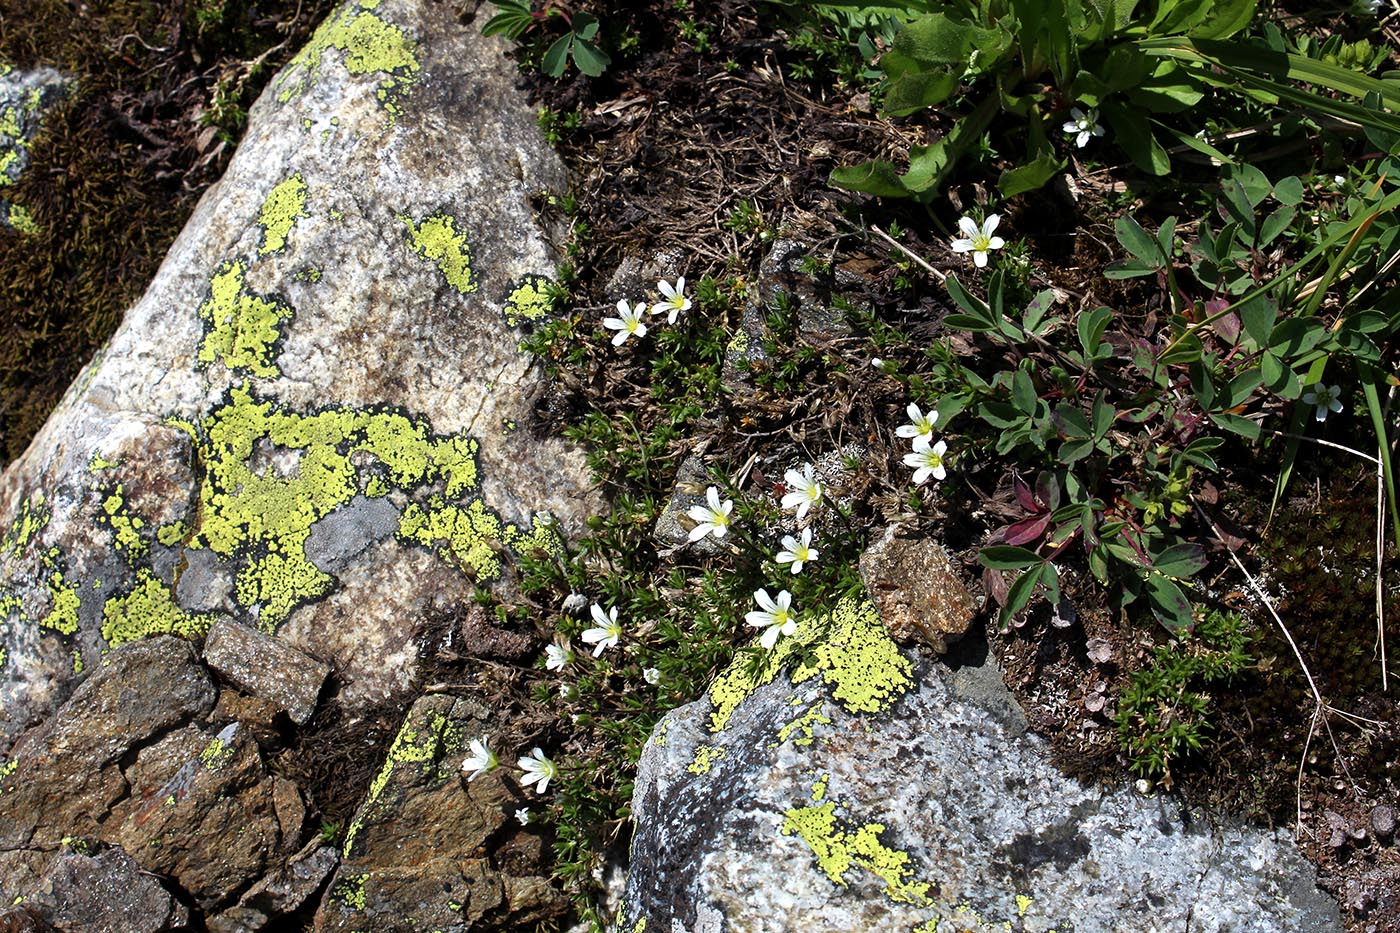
[204,617,328,724]
[0,636,216,850]
[859,523,975,653]
[620,595,1342,932]
[316,693,565,931]
[0,67,69,235]
[104,720,297,909]
[0,0,597,745]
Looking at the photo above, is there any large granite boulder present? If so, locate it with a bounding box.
[620,595,1343,932]
[0,0,597,749]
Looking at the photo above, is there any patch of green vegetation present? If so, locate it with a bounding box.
[1116,609,1253,786]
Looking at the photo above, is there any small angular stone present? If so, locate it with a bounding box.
[859,523,975,653]
[1370,804,1396,841]
[204,617,329,725]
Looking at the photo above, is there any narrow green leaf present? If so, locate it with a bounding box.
[1114,214,1163,266]
[1209,412,1261,440]
[542,35,572,78]
[1077,306,1113,357]
[979,545,1044,569]
[1000,562,1045,623]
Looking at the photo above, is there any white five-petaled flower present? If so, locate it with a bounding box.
[602,299,648,346]
[950,214,1006,269]
[581,603,622,657]
[651,277,692,324]
[1302,383,1344,422]
[461,735,499,781]
[544,642,574,672]
[686,486,734,541]
[515,807,532,826]
[558,682,577,701]
[776,527,819,575]
[903,437,949,485]
[517,747,558,794]
[745,588,797,650]
[1062,106,1105,148]
[780,463,823,520]
[895,402,939,445]
[643,667,661,685]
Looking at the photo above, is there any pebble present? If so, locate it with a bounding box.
[1369,804,1396,841]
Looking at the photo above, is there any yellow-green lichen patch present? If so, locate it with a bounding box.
[501,274,556,327]
[157,521,189,547]
[275,0,421,118]
[97,485,149,561]
[174,385,524,630]
[726,330,749,355]
[504,512,565,562]
[343,711,460,857]
[782,790,932,908]
[706,595,912,733]
[196,260,295,378]
[38,568,80,635]
[400,212,476,295]
[257,174,309,256]
[89,454,119,470]
[101,569,215,649]
[397,499,506,583]
[2,492,48,558]
[333,872,369,911]
[687,743,727,775]
[199,736,235,772]
[7,204,37,234]
[778,708,832,748]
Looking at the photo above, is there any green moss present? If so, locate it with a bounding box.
[782,784,932,908]
[97,484,149,560]
[707,596,913,733]
[257,173,308,256]
[195,259,295,378]
[502,274,555,327]
[400,212,476,295]
[276,0,421,118]
[100,568,214,648]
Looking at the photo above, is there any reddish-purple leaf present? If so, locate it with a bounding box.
[1005,513,1051,546]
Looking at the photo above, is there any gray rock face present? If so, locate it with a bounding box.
[620,595,1342,933]
[0,0,599,745]
[20,848,189,933]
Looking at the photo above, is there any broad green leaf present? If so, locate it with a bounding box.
[1103,103,1170,175]
[1130,61,1203,112]
[572,12,601,41]
[1055,402,1092,438]
[1023,289,1058,335]
[542,35,572,77]
[571,37,611,77]
[1077,306,1113,357]
[894,12,1006,65]
[1114,214,1163,265]
[1151,542,1208,578]
[1272,176,1304,205]
[1158,331,1201,365]
[1091,391,1115,440]
[1189,0,1255,39]
[1237,294,1277,346]
[884,69,960,116]
[943,313,1000,333]
[829,159,914,197]
[1268,318,1327,357]
[1209,412,1260,440]
[481,0,534,39]
[998,151,1065,198]
[1000,562,1045,623]
[1146,573,1193,633]
[1012,369,1039,415]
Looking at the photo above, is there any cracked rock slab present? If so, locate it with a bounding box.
[620,596,1342,932]
[203,617,329,724]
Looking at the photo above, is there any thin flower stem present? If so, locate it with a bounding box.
[870,225,947,283]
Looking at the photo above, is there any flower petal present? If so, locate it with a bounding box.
[958,216,980,238]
